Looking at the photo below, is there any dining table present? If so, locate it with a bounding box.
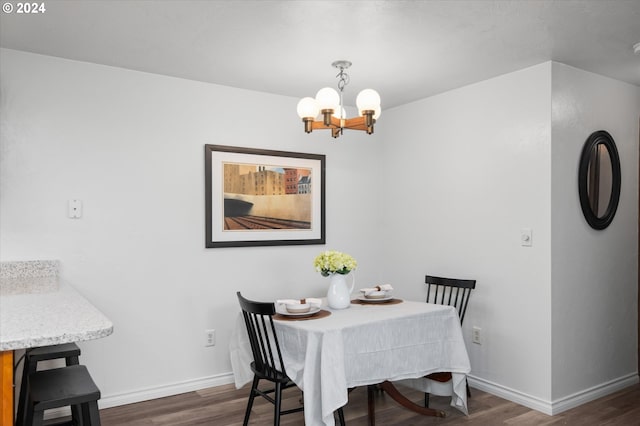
[230,296,471,426]
[0,260,114,426]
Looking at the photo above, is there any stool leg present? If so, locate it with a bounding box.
[66,355,83,426]
[72,404,84,426]
[16,350,37,426]
[82,401,101,426]
[24,392,38,426]
[31,411,44,426]
[65,355,80,366]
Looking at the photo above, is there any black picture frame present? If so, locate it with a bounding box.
[205,144,326,248]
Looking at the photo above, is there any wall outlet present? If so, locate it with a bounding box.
[205,329,216,347]
[472,326,482,345]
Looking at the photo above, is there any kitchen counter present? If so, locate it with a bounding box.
[0,260,113,425]
[0,260,113,351]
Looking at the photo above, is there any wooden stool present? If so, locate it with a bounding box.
[24,364,101,426]
[16,343,82,426]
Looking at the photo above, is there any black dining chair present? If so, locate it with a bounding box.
[236,292,345,426]
[423,274,476,407]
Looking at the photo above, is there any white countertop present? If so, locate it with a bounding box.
[0,260,113,351]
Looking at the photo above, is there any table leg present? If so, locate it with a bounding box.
[367,385,376,426]
[1,350,14,426]
[378,381,446,418]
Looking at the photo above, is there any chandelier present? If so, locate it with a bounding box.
[296,60,381,138]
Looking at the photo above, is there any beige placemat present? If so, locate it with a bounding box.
[350,298,404,305]
[273,309,332,321]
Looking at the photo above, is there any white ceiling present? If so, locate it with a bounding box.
[1,0,639,109]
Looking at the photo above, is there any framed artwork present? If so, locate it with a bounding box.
[205,144,326,248]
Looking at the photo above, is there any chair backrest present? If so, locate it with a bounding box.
[236,292,287,380]
[425,275,476,324]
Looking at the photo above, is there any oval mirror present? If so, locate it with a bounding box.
[578,130,621,230]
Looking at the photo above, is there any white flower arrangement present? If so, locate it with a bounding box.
[313,250,357,277]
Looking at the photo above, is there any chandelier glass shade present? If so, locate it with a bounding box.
[296,61,381,138]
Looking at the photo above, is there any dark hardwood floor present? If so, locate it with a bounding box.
[94,382,640,425]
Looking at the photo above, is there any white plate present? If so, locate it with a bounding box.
[276,306,322,317]
[285,303,311,313]
[357,295,394,303]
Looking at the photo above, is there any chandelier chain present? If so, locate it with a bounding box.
[336,69,350,93]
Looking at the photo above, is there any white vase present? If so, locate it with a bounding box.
[327,272,355,309]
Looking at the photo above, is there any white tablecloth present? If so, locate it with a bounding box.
[230,300,471,426]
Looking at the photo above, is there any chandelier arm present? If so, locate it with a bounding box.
[311,116,341,131]
[310,116,376,133]
[342,116,374,131]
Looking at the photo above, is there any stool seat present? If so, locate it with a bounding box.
[29,365,100,410]
[26,365,101,426]
[27,343,81,362]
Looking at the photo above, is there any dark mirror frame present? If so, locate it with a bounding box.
[578,130,621,230]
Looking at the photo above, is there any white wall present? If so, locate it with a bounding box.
[378,61,639,414]
[550,63,639,402]
[378,63,554,404]
[0,48,384,404]
[2,49,638,414]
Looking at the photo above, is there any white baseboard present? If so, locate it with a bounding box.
[45,371,638,420]
[98,372,236,409]
[468,372,639,416]
[549,373,639,415]
[467,375,554,414]
[44,372,235,420]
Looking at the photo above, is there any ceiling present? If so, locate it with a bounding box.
[1,0,639,109]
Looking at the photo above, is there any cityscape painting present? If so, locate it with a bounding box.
[205,145,325,248]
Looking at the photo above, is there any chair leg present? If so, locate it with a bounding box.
[243,376,260,426]
[336,407,346,426]
[273,381,282,426]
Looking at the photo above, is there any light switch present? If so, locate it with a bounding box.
[68,200,82,218]
[521,228,532,247]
